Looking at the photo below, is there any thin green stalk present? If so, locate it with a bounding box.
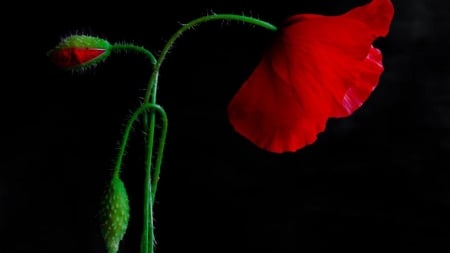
[150,100,168,201]
[110,41,160,253]
[112,103,167,182]
[113,14,276,253]
[112,43,157,65]
[144,14,278,105]
[109,43,157,179]
[110,43,159,253]
[142,105,168,253]
[111,103,167,253]
[144,13,278,204]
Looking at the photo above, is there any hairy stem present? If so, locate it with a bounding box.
[112,43,157,65]
[142,105,168,253]
[111,103,167,253]
[144,14,278,105]
[114,14,276,253]
[112,103,167,183]
[144,13,278,207]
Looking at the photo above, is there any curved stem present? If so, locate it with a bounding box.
[112,43,157,65]
[112,103,167,179]
[142,13,277,191]
[150,105,168,203]
[112,103,167,253]
[109,42,161,253]
[144,13,278,105]
[142,12,277,202]
[110,14,276,253]
[137,14,276,253]
[142,105,168,253]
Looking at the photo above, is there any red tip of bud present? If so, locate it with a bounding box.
[49,48,107,68]
[48,35,112,70]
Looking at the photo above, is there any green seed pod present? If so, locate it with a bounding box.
[100,176,130,253]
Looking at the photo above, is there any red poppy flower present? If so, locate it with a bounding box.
[227,0,394,153]
[48,35,112,70]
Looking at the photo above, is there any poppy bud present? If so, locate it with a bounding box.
[100,176,130,253]
[48,35,112,70]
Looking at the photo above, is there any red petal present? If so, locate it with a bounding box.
[227,0,394,153]
[228,52,328,153]
[49,48,106,68]
[345,0,394,39]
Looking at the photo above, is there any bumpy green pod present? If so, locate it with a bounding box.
[101,176,130,253]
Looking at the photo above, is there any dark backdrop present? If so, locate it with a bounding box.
[2,0,450,252]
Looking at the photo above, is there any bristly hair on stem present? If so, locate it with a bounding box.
[48,13,277,253]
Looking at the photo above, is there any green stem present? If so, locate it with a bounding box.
[113,14,276,253]
[144,14,278,105]
[144,13,278,207]
[112,103,167,181]
[142,106,168,253]
[111,103,167,253]
[112,43,157,65]
[109,42,160,253]
[150,103,168,202]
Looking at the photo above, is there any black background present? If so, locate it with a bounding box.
[2,0,450,252]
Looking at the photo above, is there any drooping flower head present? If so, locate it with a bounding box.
[228,0,394,153]
[48,35,112,71]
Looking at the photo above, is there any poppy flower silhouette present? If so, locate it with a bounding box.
[227,0,394,153]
